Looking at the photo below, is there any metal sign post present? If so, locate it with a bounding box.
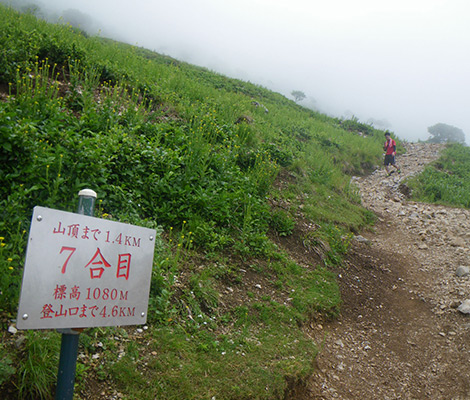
[55,189,96,400]
[16,189,156,400]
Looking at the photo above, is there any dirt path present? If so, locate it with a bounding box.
[304,142,470,399]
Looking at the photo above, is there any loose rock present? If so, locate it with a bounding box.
[456,266,470,277]
[457,300,470,314]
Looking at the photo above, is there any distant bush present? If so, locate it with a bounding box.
[427,122,465,144]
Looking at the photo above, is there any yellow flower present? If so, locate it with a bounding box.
[7,258,13,262]
[8,267,13,270]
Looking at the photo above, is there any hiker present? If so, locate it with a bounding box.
[383,131,401,176]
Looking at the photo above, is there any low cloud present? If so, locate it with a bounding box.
[5,0,470,142]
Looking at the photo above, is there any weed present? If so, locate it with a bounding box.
[270,209,296,236]
[0,344,15,386]
[18,330,61,400]
[188,270,219,314]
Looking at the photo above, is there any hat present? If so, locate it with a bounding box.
[384,131,391,137]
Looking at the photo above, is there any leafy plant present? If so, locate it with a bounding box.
[270,209,295,236]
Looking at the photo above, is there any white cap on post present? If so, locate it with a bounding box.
[78,189,97,198]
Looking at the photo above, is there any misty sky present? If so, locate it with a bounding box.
[17,0,470,142]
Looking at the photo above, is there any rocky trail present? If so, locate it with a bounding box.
[304,142,470,399]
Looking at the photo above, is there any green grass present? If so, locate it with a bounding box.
[0,5,392,399]
[18,331,61,399]
[407,143,470,207]
[108,323,318,400]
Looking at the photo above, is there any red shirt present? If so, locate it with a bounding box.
[384,138,396,155]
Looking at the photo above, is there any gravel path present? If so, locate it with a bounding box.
[304,142,470,399]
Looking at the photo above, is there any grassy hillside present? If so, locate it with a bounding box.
[408,143,470,207]
[0,6,388,399]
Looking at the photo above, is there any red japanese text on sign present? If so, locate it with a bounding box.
[53,221,142,248]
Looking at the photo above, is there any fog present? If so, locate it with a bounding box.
[6,0,470,142]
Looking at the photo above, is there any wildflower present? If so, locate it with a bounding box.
[8,267,13,270]
[7,258,13,262]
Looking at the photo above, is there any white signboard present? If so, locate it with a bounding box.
[17,206,156,330]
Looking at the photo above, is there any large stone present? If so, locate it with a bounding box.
[354,235,371,244]
[457,300,470,314]
[451,236,466,247]
[456,266,470,277]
